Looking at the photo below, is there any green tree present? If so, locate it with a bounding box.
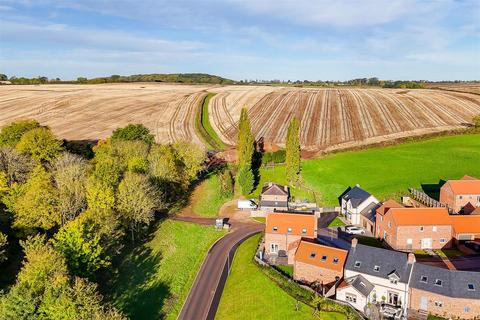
[116,172,159,241]
[0,171,8,197]
[236,108,254,168]
[236,166,254,196]
[172,141,205,182]
[52,216,109,278]
[111,124,155,145]
[0,232,7,263]
[0,74,7,81]
[285,118,301,185]
[219,170,234,198]
[53,153,88,224]
[16,127,63,163]
[0,147,34,185]
[85,177,115,213]
[474,115,480,128]
[11,166,60,233]
[0,119,40,147]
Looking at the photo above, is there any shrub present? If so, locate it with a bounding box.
[111,124,155,145]
[0,120,40,147]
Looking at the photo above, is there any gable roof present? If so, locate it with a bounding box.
[442,178,480,195]
[294,240,348,272]
[461,175,478,180]
[410,263,480,299]
[342,186,372,207]
[388,207,451,226]
[360,202,381,222]
[261,183,288,196]
[376,199,403,216]
[450,214,480,234]
[345,244,413,283]
[342,274,375,297]
[266,212,316,237]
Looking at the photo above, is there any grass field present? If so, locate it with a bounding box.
[328,217,346,228]
[193,173,232,217]
[104,219,224,320]
[216,234,345,320]
[301,133,480,206]
[195,93,225,150]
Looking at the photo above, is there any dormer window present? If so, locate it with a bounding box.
[435,279,443,286]
[333,257,339,264]
[273,226,278,232]
[420,276,428,283]
[390,278,398,284]
[373,265,380,272]
[468,283,475,291]
[310,252,316,259]
[287,227,292,233]
[321,255,327,261]
[301,228,307,235]
[354,261,361,268]
[359,281,366,287]
[420,226,424,232]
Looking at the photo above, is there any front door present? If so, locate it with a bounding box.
[388,292,399,305]
[270,243,279,253]
[420,296,428,310]
[421,238,432,249]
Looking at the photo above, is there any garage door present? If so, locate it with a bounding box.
[458,234,472,241]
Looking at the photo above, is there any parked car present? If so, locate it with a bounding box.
[345,225,365,235]
[465,240,480,252]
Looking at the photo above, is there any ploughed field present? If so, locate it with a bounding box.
[210,86,480,152]
[1,83,479,152]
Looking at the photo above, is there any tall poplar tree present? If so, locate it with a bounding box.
[236,108,254,195]
[286,118,301,185]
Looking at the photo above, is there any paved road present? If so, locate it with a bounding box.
[178,222,263,320]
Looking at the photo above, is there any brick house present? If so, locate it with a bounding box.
[336,239,415,318]
[375,199,403,238]
[260,182,289,211]
[293,239,348,287]
[375,207,453,251]
[264,212,317,265]
[450,214,480,242]
[439,175,480,213]
[409,263,480,319]
[340,185,379,226]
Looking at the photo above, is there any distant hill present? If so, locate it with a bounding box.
[82,73,235,85]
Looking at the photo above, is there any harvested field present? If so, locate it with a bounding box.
[427,83,480,95]
[0,83,214,145]
[209,87,480,152]
[1,84,479,153]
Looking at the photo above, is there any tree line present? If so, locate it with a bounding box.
[0,121,205,319]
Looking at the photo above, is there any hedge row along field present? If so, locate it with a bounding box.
[1,84,479,153]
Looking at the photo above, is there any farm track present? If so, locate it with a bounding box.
[1,84,480,153]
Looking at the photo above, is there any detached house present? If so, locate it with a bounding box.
[340,185,379,228]
[450,214,480,242]
[293,240,348,287]
[409,263,480,319]
[336,239,414,318]
[375,207,453,251]
[260,182,289,211]
[440,175,480,213]
[264,212,317,265]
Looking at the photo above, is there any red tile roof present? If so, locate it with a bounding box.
[451,215,480,234]
[389,207,451,226]
[376,199,403,216]
[266,212,316,237]
[294,240,347,272]
[443,178,480,195]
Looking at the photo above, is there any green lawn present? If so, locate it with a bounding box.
[413,250,432,258]
[273,265,294,278]
[355,236,384,248]
[195,93,224,150]
[216,234,345,320]
[301,134,480,205]
[105,219,225,320]
[328,217,346,228]
[434,248,465,258]
[193,173,232,217]
[427,315,448,320]
[252,217,266,223]
[250,165,316,202]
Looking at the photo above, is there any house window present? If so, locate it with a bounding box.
[345,293,357,304]
[287,227,292,233]
[310,252,316,259]
[459,195,463,200]
[420,226,424,232]
[388,292,399,305]
[468,283,475,291]
[354,261,361,268]
[433,226,437,232]
[270,243,279,253]
[407,238,413,245]
[380,216,383,222]
[420,276,428,283]
[321,255,327,261]
[434,301,443,307]
[434,279,443,286]
[373,265,380,272]
[332,257,339,264]
[390,278,398,284]
[272,226,278,232]
[388,221,391,228]
[301,228,307,235]
[440,238,446,244]
[359,281,366,288]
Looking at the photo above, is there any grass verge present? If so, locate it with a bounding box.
[216,234,352,320]
[104,219,225,320]
[434,249,465,258]
[192,173,233,218]
[328,217,346,228]
[301,133,480,206]
[195,93,224,150]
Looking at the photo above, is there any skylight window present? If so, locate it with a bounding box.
[373,265,380,272]
[321,255,327,261]
[310,252,316,259]
[287,227,292,233]
[354,261,361,268]
[333,257,339,264]
[435,279,443,286]
[359,281,366,287]
[301,228,307,234]
[468,283,475,291]
[420,276,428,283]
[273,226,278,232]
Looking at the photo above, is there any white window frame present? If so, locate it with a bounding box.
[345,293,357,304]
[270,243,279,253]
[432,226,437,232]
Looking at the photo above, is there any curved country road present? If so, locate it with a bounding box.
[176,217,263,320]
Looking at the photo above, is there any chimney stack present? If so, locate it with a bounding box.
[408,252,416,264]
[351,238,358,248]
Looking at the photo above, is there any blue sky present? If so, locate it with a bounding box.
[0,0,479,81]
